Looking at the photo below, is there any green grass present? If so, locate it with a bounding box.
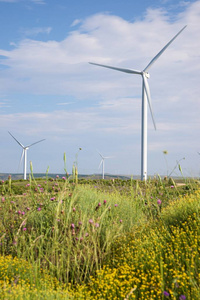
[0,174,200,299]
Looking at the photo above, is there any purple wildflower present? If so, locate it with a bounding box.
[37,207,41,211]
[78,221,82,225]
[157,199,162,205]
[50,197,56,201]
[163,291,170,297]
[17,210,21,215]
[170,185,174,188]
[119,219,123,223]
[85,232,89,237]
[114,204,118,207]
[103,199,107,204]
[72,207,76,212]
[89,219,93,224]
[1,197,5,202]
[71,223,75,229]
[98,202,101,207]
[21,211,25,215]
[23,227,27,231]
[62,176,66,180]
[95,223,100,227]
[179,296,186,300]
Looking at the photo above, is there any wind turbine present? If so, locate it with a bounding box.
[8,131,45,180]
[97,151,111,179]
[89,25,187,181]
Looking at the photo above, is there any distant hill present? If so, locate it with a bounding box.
[0,173,132,181]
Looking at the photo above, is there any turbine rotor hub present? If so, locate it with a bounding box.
[144,72,150,79]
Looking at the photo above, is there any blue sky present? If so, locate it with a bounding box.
[0,0,199,177]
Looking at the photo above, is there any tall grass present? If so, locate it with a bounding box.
[0,174,148,285]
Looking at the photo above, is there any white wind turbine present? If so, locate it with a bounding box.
[90,25,187,181]
[8,131,45,180]
[97,151,111,179]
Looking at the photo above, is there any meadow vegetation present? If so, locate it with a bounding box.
[0,167,200,299]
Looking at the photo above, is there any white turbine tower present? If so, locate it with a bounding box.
[98,151,111,179]
[90,25,187,181]
[8,131,45,180]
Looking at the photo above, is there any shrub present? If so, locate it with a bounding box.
[0,255,73,299]
[77,211,200,299]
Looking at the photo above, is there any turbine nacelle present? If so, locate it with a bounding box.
[144,72,150,79]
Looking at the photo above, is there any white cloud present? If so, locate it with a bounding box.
[71,19,82,27]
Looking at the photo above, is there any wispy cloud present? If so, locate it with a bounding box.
[19,27,52,37]
[0,101,10,108]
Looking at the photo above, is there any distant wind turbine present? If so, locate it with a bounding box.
[8,131,45,180]
[97,151,111,179]
[89,25,187,181]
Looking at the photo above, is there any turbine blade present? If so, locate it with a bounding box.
[98,159,103,169]
[89,62,142,75]
[143,74,156,130]
[19,149,24,171]
[8,131,24,148]
[143,25,187,72]
[27,139,45,148]
[96,149,104,159]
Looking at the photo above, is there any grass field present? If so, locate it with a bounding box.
[1,172,200,299]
